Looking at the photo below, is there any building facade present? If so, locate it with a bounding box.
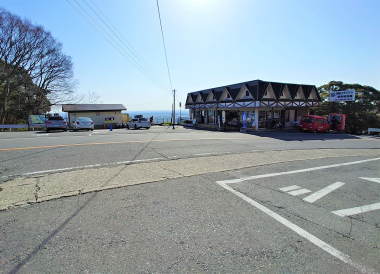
[62,104,127,128]
[185,80,321,130]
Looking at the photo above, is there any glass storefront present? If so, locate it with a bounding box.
[241,111,256,129]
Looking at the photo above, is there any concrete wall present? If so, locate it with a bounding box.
[68,111,123,127]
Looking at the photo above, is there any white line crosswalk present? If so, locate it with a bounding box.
[303,182,345,203]
[332,202,380,217]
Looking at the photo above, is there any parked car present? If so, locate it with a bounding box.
[45,115,68,132]
[126,117,151,129]
[300,115,330,133]
[71,117,94,131]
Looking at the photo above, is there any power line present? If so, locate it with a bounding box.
[82,0,146,70]
[155,0,173,90]
[66,0,166,90]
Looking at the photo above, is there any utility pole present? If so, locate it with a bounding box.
[172,89,176,129]
[179,101,182,124]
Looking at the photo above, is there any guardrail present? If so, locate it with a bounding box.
[0,124,28,129]
[0,124,45,131]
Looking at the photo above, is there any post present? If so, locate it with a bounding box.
[179,101,182,124]
[254,108,259,130]
[172,89,176,129]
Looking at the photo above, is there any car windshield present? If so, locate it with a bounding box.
[302,117,313,123]
[78,117,92,122]
[48,116,64,120]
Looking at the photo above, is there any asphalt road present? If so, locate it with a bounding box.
[0,127,380,273]
[1,156,379,273]
[0,126,379,178]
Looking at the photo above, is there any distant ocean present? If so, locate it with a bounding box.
[125,110,189,123]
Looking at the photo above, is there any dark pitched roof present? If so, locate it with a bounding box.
[213,89,223,101]
[185,79,319,103]
[62,104,126,112]
[246,83,258,100]
[302,85,316,99]
[227,87,241,100]
[270,82,283,99]
[287,84,299,99]
[200,92,208,102]
[257,81,269,100]
[190,94,197,102]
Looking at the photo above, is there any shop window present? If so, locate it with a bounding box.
[207,110,215,124]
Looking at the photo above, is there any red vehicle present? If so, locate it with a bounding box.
[300,115,330,133]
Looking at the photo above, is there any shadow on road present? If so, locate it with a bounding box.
[244,131,361,141]
[8,131,162,273]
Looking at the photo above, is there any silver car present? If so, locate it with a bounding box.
[45,116,68,132]
[71,117,94,131]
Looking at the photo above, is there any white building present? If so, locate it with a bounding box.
[62,104,127,128]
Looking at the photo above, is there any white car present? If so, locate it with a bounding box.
[71,117,94,131]
[126,118,151,129]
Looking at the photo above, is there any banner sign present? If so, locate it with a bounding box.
[241,112,247,128]
[28,115,46,127]
[329,89,355,102]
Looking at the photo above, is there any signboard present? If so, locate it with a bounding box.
[222,111,226,124]
[329,89,356,102]
[28,115,46,127]
[241,112,247,128]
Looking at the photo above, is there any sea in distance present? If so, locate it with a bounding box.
[126,110,190,124]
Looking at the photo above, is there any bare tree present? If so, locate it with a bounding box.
[0,8,75,123]
[86,91,101,104]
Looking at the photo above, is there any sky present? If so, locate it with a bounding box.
[1,0,379,111]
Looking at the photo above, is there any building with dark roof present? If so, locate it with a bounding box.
[62,104,127,128]
[185,80,321,130]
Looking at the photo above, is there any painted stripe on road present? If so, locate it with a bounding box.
[359,177,380,184]
[0,158,165,180]
[0,137,245,152]
[216,181,376,274]
[287,188,311,196]
[303,182,345,203]
[217,157,380,184]
[279,185,301,192]
[332,202,380,217]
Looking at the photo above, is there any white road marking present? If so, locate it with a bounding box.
[0,158,165,180]
[217,157,380,184]
[359,177,380,184]
[332,202,380,217]
[216,181,375,274]
[287,188,312,196]
[279,185,301,192]
[303,182,345,203]
[193,153,214,156]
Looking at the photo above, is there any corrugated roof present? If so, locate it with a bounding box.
[62,104,126,112]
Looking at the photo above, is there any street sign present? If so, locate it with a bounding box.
[329,89,355,102]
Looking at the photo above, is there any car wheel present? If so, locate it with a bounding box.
[134,124,137,130]
[126,125,130,129]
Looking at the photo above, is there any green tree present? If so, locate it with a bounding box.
[0,8,75,124]
[316,81,380,134]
